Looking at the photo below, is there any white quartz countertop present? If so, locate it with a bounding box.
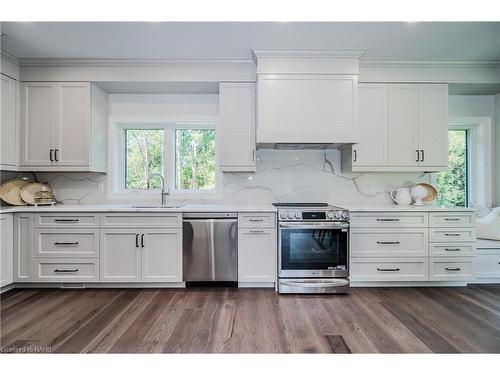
[345,204,476,212]
[0,204,277,214]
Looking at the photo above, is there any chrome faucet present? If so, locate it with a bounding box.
[148,173,169,206]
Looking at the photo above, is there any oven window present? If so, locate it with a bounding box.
[281,228,348,270]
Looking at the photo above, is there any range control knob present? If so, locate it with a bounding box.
[287,212,295,219]
[280,212,287,219]
[327,211,334,219]
[295,212,301,219]
[334,211,343,219]
[342,211,349,220]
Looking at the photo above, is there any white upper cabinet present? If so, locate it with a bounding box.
[20,82,107,171]
[418,84,449,168]
[253,50,362,147]
[342,83,449,172]
[1,74,19,168]
[387,84,420,167]
[219,82,256,172]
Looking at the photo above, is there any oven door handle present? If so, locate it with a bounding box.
[280,279,349,288]
[279,223,349,230]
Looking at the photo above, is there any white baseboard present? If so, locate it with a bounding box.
[350,281,469,287]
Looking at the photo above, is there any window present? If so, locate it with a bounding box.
[436,129,470,207]
[110,120,219,199]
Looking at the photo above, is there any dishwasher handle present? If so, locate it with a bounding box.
[183,212,237,219]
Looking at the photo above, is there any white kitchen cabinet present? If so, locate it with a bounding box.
[1,74,19,169]
[418,84,449,168]
[257,74,358,145]
[13,213,34,281]
[238,228,276,283]
[342,83,448,172]
[100,229,141,282]
[141,229,182,282]
[219,83,256,172]
[1,214,14,287]
[20,82,107,171]
[387,84,420,167]
[344,84,388,168]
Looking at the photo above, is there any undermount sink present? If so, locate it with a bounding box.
[131,205,182,209]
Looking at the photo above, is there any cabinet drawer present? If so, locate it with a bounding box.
[350,212,428,228]
[350,258,428,281]
[429,228,475,242]
[429,243,476,257]
[350,229,428,257]
[429,257,475,281]
[429,212,475,227]
[35,213,99,228]
[238,213,276,228]
[100,213,182,228]
[35,259,99,282]
[34,229,99,258]
[476,253,500,279]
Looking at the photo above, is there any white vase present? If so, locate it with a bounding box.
[390,188,412,205]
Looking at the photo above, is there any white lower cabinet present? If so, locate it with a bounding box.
[34,258,99,282]
[100,229,141,282]
[429,258,475,281]
[14,213,34,281]
[141,229,182,282]
[100,228,182,283]
[350,258,429,282]
[238,228,276,284]
[1,214,14,287]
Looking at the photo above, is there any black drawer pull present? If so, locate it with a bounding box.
[141,233,145,248]
[49,149,54,162]
[54,269,79,273]
[135,234,139,248]
[54,219,80,222]
[250,230,264,233]
[445,267,461,271]
[444,218,460,221]
[54,149,59,162]
[249,218,264,222]
[377,218,400,222]
[445,248,461,252]
[54,242,79,246]
[377,268,400,272]
[444,233,460,236]
[377,241,400,245]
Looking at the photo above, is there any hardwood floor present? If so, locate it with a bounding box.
[1,285,500,353]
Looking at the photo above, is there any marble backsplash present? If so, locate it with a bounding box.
[1,149,431,207]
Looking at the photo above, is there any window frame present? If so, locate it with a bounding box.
[108,116,221,201]
[432,116,493,208]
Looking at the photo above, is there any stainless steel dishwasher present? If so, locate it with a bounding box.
[183,212,238,286]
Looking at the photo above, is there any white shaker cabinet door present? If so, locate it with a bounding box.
[100,229,141,282]
[418,84,449,168]
[21,83,55,166]
[353,84,388,167]
[219,82,256,172]
[55,83,90,166]
[238,229,276,283]
[141,229,182,282]
[1,214,14,287]
[387,84,419,167]
[1,75,18,167]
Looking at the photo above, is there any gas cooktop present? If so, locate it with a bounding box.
[273,202,349,221]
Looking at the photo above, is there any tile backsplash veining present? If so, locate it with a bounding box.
[3,149,431,206]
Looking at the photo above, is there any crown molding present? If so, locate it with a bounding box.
[18,58,256,68]
[252,49,366,62]
[360,58,500,68]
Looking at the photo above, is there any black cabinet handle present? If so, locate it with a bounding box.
[445,267,461,271]
[420,149,424,162]
[377,268,400,272]
[54,219,79,222]
[444,218,460,221]
[50,149,54,162]
[377,218,400,222]
[444,233,460,237]
[54,269,79,273]
[54,149,59,162]
[353,149,357,162]
[141,234,145,248]
[135,234,139,248]
[415,150,419,162]
[54,242,79,246]
[377,241,400,245]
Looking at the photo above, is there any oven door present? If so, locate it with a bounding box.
[279,222,349,278]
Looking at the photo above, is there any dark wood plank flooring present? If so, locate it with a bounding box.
[1,285,500,353]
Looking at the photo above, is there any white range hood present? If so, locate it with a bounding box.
[253,49,364,149]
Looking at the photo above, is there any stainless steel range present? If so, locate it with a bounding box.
[274,202,350,294]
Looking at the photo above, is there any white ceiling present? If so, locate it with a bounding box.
[1,22,500,60]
